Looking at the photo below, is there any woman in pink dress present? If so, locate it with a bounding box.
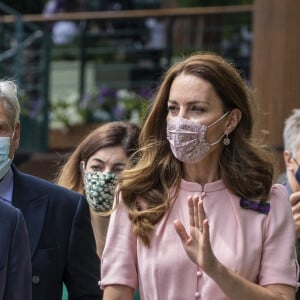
[101,52,298,299]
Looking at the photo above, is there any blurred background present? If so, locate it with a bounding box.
[0,0,299,180]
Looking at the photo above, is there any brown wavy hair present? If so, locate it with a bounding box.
[118,52,274,247]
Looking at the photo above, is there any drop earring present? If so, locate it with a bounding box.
[223,134,230,146]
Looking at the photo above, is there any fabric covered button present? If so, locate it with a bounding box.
[195,291,200,298]
[196,271,202,277]
[32,275,40,284]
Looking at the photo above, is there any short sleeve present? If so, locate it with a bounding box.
[259,184,299,287]
[100,195,138,289]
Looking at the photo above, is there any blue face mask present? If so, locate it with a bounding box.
[295,164,300,184]
[291,157,300,184]
[0,136,12,180]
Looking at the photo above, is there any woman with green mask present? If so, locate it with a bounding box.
[55,121,140,300]
[56,121,140,257]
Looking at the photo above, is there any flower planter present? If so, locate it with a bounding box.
[48,123,101,151]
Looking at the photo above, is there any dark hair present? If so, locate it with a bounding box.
[55,121,140,193]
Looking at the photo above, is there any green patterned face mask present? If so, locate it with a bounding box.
[81,162,118,213]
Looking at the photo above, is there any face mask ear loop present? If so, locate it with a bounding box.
[210,133,226,147]
[293,157,300,166]
[80,161,86,177]
[11,128,15,140]
[288,151,300,165]
[207,111,231,147]
[207,110,231,129]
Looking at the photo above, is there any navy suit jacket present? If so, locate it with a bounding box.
[11,165,102,300]
[279,175,300,299]
[0,200,32,299]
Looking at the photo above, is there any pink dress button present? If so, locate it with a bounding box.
[196,271,202,277]
[195,291,200,298]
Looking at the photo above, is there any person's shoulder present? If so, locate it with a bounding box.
[14,167,82,199]
[267,183,291,214]
[0,200,20,220]
[270,183,289,198]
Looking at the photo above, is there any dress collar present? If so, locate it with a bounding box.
[180,178,226,193]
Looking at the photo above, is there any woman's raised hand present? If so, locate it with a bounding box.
[174,195,217,275]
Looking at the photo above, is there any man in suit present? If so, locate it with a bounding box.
[281,109,300,299]
[0,200,32,299]
[0,81,102,300]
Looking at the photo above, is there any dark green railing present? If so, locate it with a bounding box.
[0,2,50,152]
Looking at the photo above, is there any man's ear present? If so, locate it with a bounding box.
[11,121,20,154]
[283,150,293,169]
[225,108,242,134]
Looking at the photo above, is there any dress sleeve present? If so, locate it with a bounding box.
[100,195,138,290]
[259,184,299,287]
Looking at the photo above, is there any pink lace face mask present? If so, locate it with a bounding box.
[166,111,230,163]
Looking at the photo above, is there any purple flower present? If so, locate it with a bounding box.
[28,98,43,119]
[112,104,125,120]
[139,86,152,99]
[97,87,117,105]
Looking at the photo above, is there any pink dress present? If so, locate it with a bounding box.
[101,179,298,299]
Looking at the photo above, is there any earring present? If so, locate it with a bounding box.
[223,134,230,146]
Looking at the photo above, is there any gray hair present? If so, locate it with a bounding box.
[283,109,300,156]
[0,80,20,128]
